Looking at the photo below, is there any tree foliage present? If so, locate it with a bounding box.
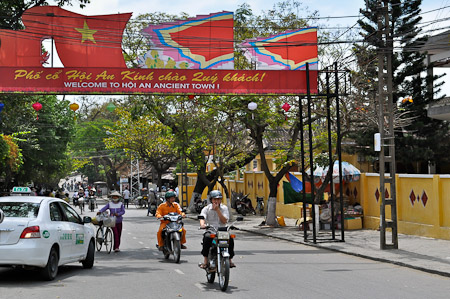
[69,102,128,190]
[353,0,450,173]
[104,107,178,189]
[0,94,75,188]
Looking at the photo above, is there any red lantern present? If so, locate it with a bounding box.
[32,102,42,120]
[282,102,291,112]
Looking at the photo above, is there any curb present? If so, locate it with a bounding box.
[239,227,450,278]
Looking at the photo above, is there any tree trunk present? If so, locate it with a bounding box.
[187,172,209,212]
[265,196,278,226]
[218,180,233,220]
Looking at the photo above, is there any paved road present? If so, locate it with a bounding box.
[1,206,450,298]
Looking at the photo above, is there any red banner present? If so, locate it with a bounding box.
[0,68,317,95]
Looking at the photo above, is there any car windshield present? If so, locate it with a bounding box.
[0,202,40,218]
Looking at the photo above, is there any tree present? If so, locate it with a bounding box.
[227,2,322,226]
[0,94,75,188]
[0,134,23,184]
[135,94,258,212]
[69,102,128,190]
[354,0,450,173]
[104,107,178,190]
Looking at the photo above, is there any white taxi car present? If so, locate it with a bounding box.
[0,195,96,280]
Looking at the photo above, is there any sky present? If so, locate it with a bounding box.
[48,0,450,100]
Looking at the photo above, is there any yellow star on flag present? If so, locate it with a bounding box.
[75,20,97,43]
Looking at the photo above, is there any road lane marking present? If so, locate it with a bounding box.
[195,283,205,291]
[152,252,158,256]
[174,269,184,275]
[138,241,144,244]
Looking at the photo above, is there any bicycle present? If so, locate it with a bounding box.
[95,212,113,254]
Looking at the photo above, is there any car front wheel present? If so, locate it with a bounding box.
[82,240,95,269]
[41,247,59,281]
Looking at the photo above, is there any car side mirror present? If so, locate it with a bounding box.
[197,215,205,220]
[236,216,244,221]
[83,216,92,223]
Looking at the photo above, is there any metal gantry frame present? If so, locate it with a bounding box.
[130,155,140,199]
[301,62,348,243]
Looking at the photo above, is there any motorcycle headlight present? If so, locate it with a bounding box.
[218,231,230,240]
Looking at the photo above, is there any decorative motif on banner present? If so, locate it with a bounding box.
[0,6,131,67]
[239,27,318,70]
[139,12,234,69]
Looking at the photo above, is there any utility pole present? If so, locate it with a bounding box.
[180,149,188,209]
[375,0,398,249]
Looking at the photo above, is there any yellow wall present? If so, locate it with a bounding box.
[178,156,450,240]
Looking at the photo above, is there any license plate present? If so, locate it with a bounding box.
[237,204,241,208]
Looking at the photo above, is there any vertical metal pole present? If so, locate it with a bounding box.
[299,95,307,241]
[306,63,316,243]
[335,62,344,241]
[325,68,336,240]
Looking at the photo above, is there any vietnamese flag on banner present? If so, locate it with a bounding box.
[19,6,131,67]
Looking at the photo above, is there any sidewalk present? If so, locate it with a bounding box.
[232,214,450,277]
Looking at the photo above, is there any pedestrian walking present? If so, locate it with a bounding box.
[123,187,130,209]
[98,191,125,252]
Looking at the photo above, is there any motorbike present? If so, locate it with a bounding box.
[87,196,97,212]
[233,192,255,216]
[78,197,85,214]
[157,211,185,263]
[193,194,207,214]
[135,194,152,209]
[148,192,163,216]
[256,196,265,216]
[198,215,243,292]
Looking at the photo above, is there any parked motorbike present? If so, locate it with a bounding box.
[198,215,243,292]
[157,211,185,263]
[193,194,207,214]
[233,193,255,216]
[256,196,265,216]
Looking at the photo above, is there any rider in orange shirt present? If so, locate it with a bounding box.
[156,191,187,250]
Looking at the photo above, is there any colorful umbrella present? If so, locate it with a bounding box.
[308,161,361,184]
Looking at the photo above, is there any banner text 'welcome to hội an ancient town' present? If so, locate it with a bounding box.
[0,68,317,95]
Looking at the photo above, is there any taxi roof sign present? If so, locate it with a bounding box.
[12,187,32,194]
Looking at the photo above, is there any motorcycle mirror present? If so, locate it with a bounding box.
[197,215,205,220]
[182,208,187,213]
[236,216,244,221]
